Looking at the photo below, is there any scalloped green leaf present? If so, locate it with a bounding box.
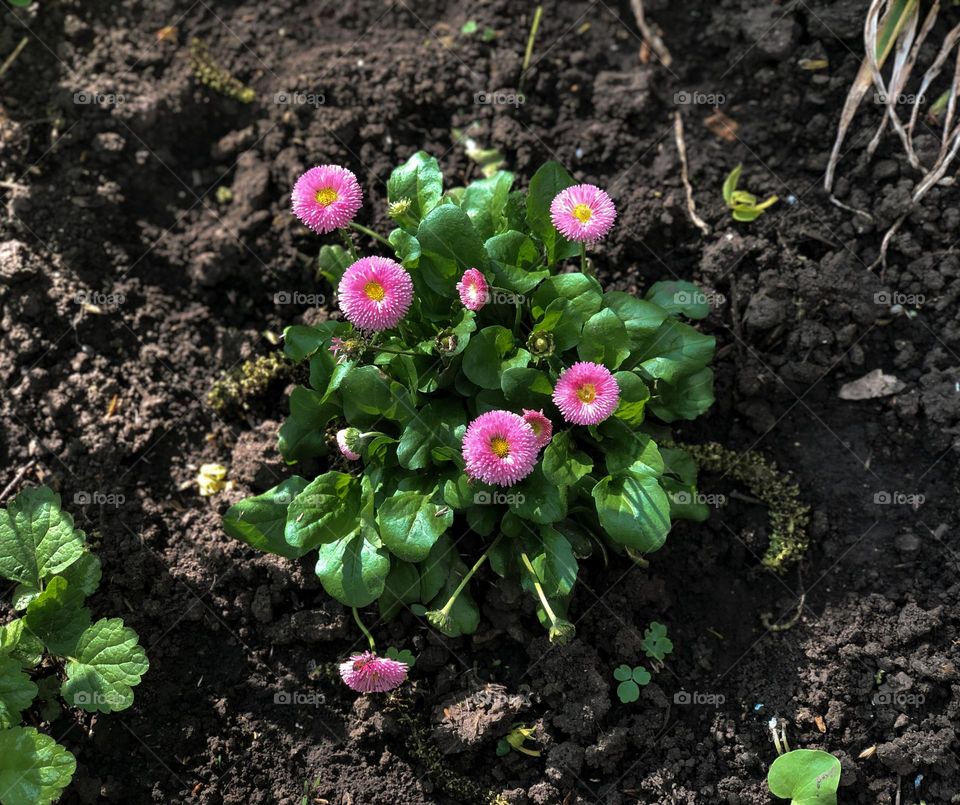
[62,618,148,714]
[0,727,76,805]
[23,576,90,656]
[0,657,37,728]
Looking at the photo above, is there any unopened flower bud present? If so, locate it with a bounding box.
[527,330,555,358]
[435,329,459,355]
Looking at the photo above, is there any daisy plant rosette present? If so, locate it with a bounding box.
[225,153,716,648]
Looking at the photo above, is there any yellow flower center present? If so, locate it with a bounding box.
[315,187,339,207]
[490,436,511,458]
[364,281,386,302]
[572,203,593,223]
[577,383,596,404]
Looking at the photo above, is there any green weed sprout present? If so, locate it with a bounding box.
[613,664,651,703]
[767,748,841,805]
[496,724,540,757]
[723,164,778,222]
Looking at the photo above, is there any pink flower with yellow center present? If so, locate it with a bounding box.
[550,184,617,243]
[522,409,553,449]
[456,268,489,311]
[462,410,539,487]
[291,165,363,234]
[553,362,620,425]
[338,256,413,332]
[339,651,408,693]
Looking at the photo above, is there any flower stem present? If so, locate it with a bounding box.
[349,221,392,247]
[519,550,558,625]
[579,241,589,275]
[339,228,360,261]
[439,534,503,617]
[352,607,376,651]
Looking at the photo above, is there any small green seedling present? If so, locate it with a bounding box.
[767,749,841,805]
[496,724,540,757]
[723,164,778,222]
[460,20,496,41]
[641,621,673,661]
[384,646,415,668]
[613,664,651,703]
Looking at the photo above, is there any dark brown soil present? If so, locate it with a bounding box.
[1,0,958,803]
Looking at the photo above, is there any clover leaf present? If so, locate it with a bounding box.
[384,646,416,668]
[614,664,651,703]
[642,622,673,661]
[768,749,841,805]
[62,618,149,713]
[0,727,76,805]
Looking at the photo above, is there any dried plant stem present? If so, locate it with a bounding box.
[673,112,709,236]
[0,36,28,82]
[629,0,672,67]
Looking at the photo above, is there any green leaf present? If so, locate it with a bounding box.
[418,533,456,603]
[59,552,101,599]
[592,473,671,553]
[461,171,514,240]
[0,487,86,589]
[632,666,652,685]
[525,161,579,265]
[645,281,710,320]
[0,657,37,729]
[23,576,90,656]
[579,308,631,369]
[62,618,149,713]
[722,164,742,206]
[631,318,715,384]
[389,228,421,267]
[531,526,578,598]
[317,244,352,286]
[767,749,841,805]
[501,367,554,410]
[0,727,76,805]
[397,399,467,470]
[384,645,416,667]
[429,561,480,637]
[613,372,650,426]
[377,491,453,562]
[651,368,715,422]
[341,365,411,428]
[379,560,421,620]
[0,620,42,668]
[531,274,603,351]
[388,151,443,226]
[542,431,593,486]
[416,204,489,297]
[284,323,340,362]
[617,680,640,703]
[463,325,515,389]
[315,532,390,608]
[285,472,361,551]
[223,477,310,559]
[641,622,673,661]
[603,291,668,350]
[512,467,568,524]
[278,386,337,461]
[485,231,549,294]
[597,420,663,476]
[613,663,632,682]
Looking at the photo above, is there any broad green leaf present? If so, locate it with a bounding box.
[542,431,593,486]
[651,368,715,422]
[461,171,514,239]
[501,367,554,410]
[379,559,421,620]
[463,325,515,389]
[0,727,76,805]
[768,749,841,805]
[631,318,715,384]
[416,205,489,297]
[388,151,443,226]
[613,372,650,426]
[531,526,578,598]
[58,552,101,599]
[23,576,90,656]
[592,473,671,552]
[0,487,86,589]
[512,467,568,524]
[645,280,710,320]
[317,244,352,286]
[315,532,390,608]
[377,491,453,562]
[485,231,549,294]
[389,228,421,268]
[579,308,631,369]
[597,420,663,476]
[525,161,579,265]
[398,399,467,470]
[278,386,337,461]
[223,477,309,559]
[341,365,412,428]
[285,472,361,551]
[531,274,603,351]
[603,291,668,349]
[0,620,43,668]
[0,657,37,728]
[284,323,341,362]
[418,533,457,603]
[428,557,480,637]
[62,618,148,713]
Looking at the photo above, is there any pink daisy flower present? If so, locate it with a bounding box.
[462,410,539,487]
[291,165,363,234]
[553,362,620,425]
[456,268,489,311]
[522,409,553,449]
[338,257,413,332]
[550,184,617,243]
[336,428,361,461]
[339,651,408,693]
